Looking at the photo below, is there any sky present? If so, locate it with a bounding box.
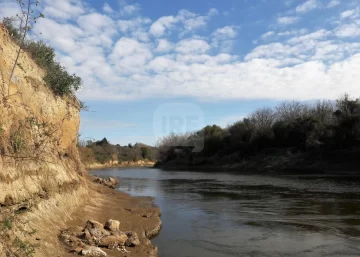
[0,0,359,145]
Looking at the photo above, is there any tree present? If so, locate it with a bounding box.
[141,147,152,159]
[6,0,44,96]
[250,107,276,135]
[276,100,309,122]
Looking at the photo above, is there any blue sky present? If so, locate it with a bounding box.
[1,0,359,145]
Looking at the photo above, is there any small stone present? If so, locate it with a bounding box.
[104,219,120,232]
[70,247,83,254]
[81,246,107,257]
[85,220,104,230]
[99,234,128,249]
[125,231,140,247]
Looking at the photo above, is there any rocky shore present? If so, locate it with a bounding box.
[56,176,162,257]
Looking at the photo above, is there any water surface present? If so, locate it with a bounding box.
[91,168,360,257]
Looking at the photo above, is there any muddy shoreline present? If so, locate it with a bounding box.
[62,176,163,257]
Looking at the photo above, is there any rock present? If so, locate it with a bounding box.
[108,177,120,186]
[84,229,94,245]
[81,246,107,257]
[98,234,128,249]
[125,231,140,247]
[84,220,110,244]
[104,219,120,232]
[85,220,104,231]
[70,247,84,254]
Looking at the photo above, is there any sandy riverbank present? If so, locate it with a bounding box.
[85,161,156,170]
[21,176,162,257]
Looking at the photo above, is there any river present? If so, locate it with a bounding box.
[91,168,360,257]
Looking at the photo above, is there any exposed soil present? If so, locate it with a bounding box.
[8,177,162,257]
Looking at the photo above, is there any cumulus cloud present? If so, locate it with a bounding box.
[149,16,177,37]
[149,9,217,37]
[261,31,275,39]
[42,0,85,20]
[327,0,340,8]
[0,0,21,20]
[103,3,114,13]
[277,16,299,25]
[155,39,174,52]
[335,24,360,37]
[340,8,359,20]
[1,0,357,102]
[176,39,211,54]
[296,0,320,13]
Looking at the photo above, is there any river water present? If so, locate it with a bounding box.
[91,168,360,257]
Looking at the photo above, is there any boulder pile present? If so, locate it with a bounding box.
[91,176,120,189]
[60,219,140,256]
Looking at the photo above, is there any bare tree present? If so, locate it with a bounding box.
[309,100,335,125]
[7,0,44,96]
[276,100,309,121]
[250,107,276,134]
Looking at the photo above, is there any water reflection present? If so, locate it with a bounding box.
[91,168,360,257]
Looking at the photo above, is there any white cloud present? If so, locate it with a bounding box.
[277,16,299,25]
[261,31,275,39]
[120,2,140,16]
[42,0,85,20]
[211,26,238,52]
[335,24,360,37]
[327,0,340,8]
[212,26,238,39]
[176,39,211,54]
[208,8,219,16]
[296,0,319,13]
[340,8,359,20]
[25,0,360,102]
[278,28,308,36]
[0,1,21,20]
[149,16,177,37]
[149,9,217,37]
[287,29,331,44]
[155,39,174,52]
[103,3,114,13]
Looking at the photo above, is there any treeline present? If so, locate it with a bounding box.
[78,138,158,165]
[157,94,360,169]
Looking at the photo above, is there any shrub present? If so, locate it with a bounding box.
[2,18,82,96]
[2,17,22,44]
[10,131,26,153]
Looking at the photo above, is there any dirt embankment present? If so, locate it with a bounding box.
[0,23,161,257]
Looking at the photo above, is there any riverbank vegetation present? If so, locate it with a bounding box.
[78,137,158,166]
[156,94,360,172]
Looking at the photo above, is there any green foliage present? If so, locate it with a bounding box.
[141,146,152,159]
[26,41,55,68]
[2,17,22,43]
[79,139,157,164]
[157,94,360,166]
[2,217,13,230]
[2,18,82,96]
[10,131,26,153]
[13,237,37,257]
[44,62,81,95]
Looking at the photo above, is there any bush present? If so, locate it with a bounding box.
[2,17,22,44]
[2,18,82,96]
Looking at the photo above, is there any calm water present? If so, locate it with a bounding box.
[91,168,360,257]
